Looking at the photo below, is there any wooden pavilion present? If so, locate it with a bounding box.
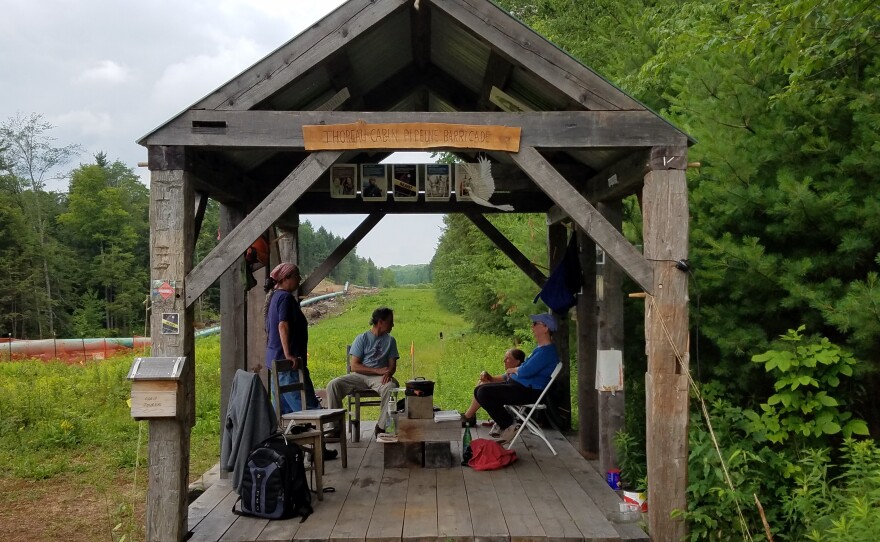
[138,0,692,540]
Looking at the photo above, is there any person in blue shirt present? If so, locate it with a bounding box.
[264,263,320,413]
[473,313,560,445]
[326,307,400,435]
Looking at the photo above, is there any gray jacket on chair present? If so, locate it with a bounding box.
[220,370,277,490]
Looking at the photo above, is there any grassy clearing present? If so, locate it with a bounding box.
[0,288,538,541]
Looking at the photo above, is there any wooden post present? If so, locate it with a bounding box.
[576,228,598,455]
[642,165,689,541]
[248,259,268,376]
[597,201,626,475]
[218,204,246,479]
[547,222,571,430]
[147,150,194,541]
[277,220,300,267]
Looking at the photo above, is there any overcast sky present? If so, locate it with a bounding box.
[0,0,444,267]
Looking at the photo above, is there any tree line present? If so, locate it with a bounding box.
[0,113,397,339]
[430,1,878,538]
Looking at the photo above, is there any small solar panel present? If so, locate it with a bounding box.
[127,357,186,380]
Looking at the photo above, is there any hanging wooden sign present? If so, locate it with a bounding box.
[303,121,521,152]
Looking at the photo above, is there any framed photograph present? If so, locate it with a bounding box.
[392,164,419,201]
[454,163,475,201]
[330,164,357,198]
[161,313,180,335]
[360,164,388,201]
[424,164,451,201]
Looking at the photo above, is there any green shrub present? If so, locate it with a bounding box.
[616,327,873,541]
[784,439,880,542]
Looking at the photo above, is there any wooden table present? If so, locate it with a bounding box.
[384,418,462,468]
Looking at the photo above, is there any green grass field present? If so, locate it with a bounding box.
[0,288,538,541]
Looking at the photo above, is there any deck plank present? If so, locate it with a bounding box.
[490,457,546,542]
[461,458,508,542]
[437,465,473,541]
[556,435,648,541]
[291,446,369,542]
[222,515,270,541]
[511,443,583,542]
[330,437,385,542]
[367,462,410,542]
[189,489,241,542]
[190,479,235,531]
[402,467,438,542]
[524,433,619,541]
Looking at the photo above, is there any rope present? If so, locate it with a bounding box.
[647,294,755,542]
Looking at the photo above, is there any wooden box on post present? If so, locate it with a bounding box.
[127,356,188,420]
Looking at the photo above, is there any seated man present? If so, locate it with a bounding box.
[474,313,559,445]
[326,307,400,436]
[461,348,526,427]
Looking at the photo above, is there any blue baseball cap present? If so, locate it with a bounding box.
[529,313,558,332]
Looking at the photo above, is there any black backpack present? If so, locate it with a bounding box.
[234,433,312,521]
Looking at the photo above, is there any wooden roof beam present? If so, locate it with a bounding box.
[292,192,552,214]
[184,151,342,306]
[510,145,654,294]
[196,0,409,112]
[478,50,514,111]
[424,0,642,111]
[299,213,384,296]
[466,213,546,288]
[143,110,685,149]
[544,144,689,224]
[325,54,365,109]
[147,145,261,210]
[411,0,431,72]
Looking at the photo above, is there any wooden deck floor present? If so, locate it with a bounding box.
[187,424,648,542]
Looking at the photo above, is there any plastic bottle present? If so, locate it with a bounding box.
[386,397,398,435]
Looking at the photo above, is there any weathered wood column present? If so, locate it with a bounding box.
[218,203,246,474]
[277,220,300,265]
[576,228,598,454]
[597,201,626,475]
[147,146,195,541]
[547,222,571,430]
[642,149,689,541]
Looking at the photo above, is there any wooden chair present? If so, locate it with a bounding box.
[345,345,382,443]
[269,360,348,499]
[504,361,564,455]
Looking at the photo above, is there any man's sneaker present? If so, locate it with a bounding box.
[488,423,501,438]
[323,447,339,460]
[496,424,520,445]
[374,425,386,436]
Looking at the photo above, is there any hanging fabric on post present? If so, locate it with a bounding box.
[534,234,582,313]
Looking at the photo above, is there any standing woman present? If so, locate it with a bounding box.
[264,262,321,413]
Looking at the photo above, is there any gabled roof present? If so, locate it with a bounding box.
[140,0,689,210]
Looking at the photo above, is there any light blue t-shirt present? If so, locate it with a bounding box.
[350,330,400,368]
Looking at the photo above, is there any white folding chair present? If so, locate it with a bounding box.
[504,361,563,455]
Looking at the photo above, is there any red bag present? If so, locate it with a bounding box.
[467,438,517,471]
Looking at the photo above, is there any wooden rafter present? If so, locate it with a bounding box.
[199,0,409,112]
[299,213,385,296]
[466,213,546,288]
[510,145,653,294]
[424,0,642,111]
[184,151,342,306]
